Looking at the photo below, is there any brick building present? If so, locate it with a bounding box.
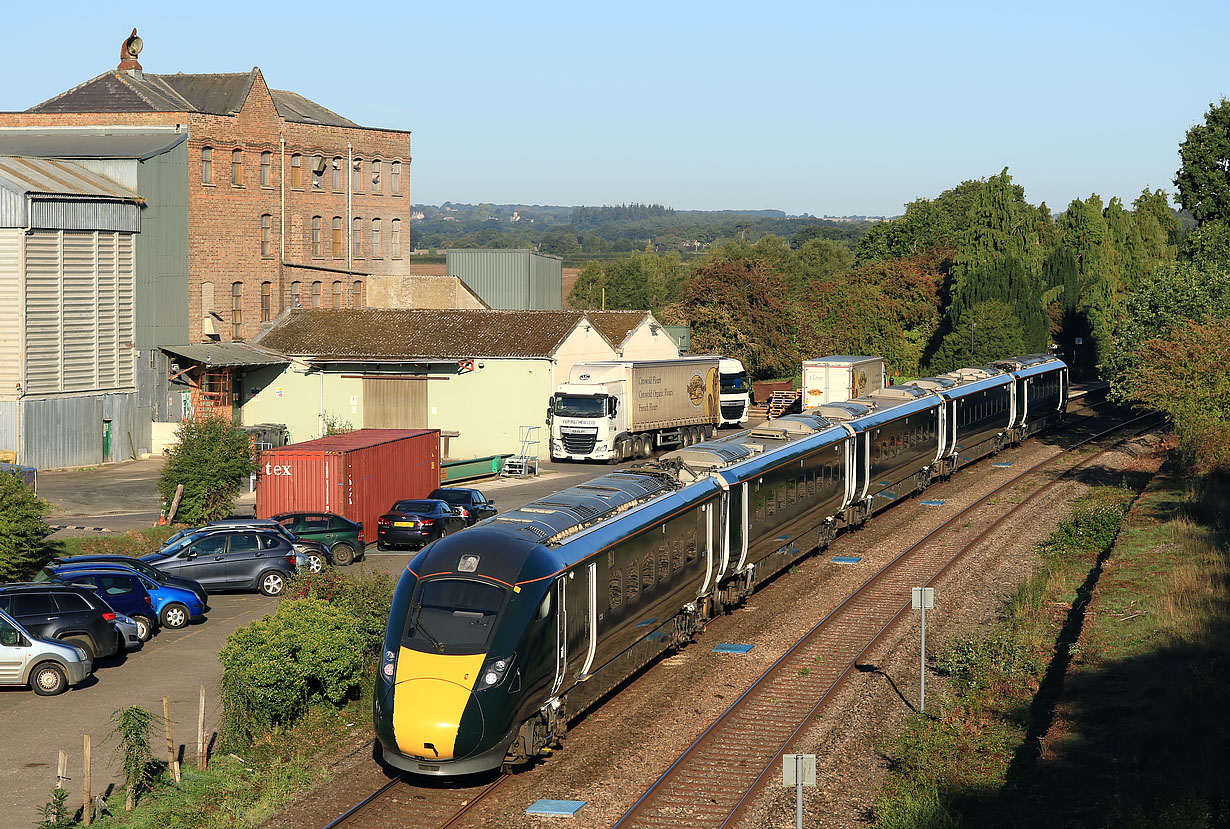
[0,30,411,343]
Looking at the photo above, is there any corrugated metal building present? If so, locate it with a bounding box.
[0,126,192,457]
[0,156,145,468]
[445,249,563,310]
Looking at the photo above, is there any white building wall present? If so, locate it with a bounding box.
[617,319,681,360]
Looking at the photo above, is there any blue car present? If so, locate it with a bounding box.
[39,564,207,631]
[47,570,157,642]
[51,554,209,610]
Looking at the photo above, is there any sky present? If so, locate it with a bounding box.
[6,1,1230,217]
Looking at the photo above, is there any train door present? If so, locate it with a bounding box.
[701,501,717,594]
[734,482,750,572]
[563,565,595,683]
[551,578,567,695]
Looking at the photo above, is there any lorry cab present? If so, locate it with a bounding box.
[717,357,750,427]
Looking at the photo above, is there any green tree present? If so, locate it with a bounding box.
[927,300,1027,373]
[157,417,256,525]
[0,473,52,582]
[1174,98,1230,225]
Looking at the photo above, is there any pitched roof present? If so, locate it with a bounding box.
[256,309,610,360]
[586,310,652,347]
[26,68,359,128]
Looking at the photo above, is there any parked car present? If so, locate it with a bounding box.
[51,554,209,609]
[426,487,498,526]
[164,520,332,573]
[42,563,207,630]
[0,584,121,662]
[0,608,93,695]
[269,512,365,566]
[142,528,298,596]
[51,570,157,642]
[376,499,468,550]
[112,613,144,652]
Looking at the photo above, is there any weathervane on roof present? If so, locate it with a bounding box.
[118,28,143,72]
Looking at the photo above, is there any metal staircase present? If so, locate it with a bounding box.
[501,425,541,477]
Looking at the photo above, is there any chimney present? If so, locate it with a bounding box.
[118,28,143,76]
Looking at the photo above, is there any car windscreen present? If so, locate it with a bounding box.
[392,501,438,514]
[403,578,506,654]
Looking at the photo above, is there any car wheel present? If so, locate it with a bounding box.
[305,552,325,573]
[160,602,190,630]
[376,540,388,552]
[61,636,95,662]
[132,615,153,642]
[259,571,286,597]
[332,543,356,566]
[30,662,68,696]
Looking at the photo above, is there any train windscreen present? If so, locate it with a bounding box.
[403,578,507,653]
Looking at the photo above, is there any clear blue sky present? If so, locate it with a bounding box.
[7,1,1229,217]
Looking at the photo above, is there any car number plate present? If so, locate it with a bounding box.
[394,521,414,528]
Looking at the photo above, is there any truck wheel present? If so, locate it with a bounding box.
[638,436,652,458]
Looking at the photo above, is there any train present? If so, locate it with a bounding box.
[373,355,1068,776]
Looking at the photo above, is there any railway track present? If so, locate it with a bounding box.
[321,772,504,829]
[613,408,1157,828]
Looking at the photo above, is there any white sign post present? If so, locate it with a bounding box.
[782,753,816,829]
[912,587,935,711]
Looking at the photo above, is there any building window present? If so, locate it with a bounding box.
[351,158,363,192]
[260,151,271,186]
[332,281,343,308]
[261,281,272,322]
[311,216,322,257]
[201,147,213,184]
[390,160,401,194]
[290,154,302,188]
[331,217,343,257]
[231,282,243,339]
[352,280,363,308]
[311,281,322,308]
[231,149,243,186]
[291,281,302,308]
[371,218,381,257]
[332,157,342,190]
[260,214,272,257]
[390,218,401,258]
[351,217,362,257]
[311,154,323,189]
[371,159,381,193]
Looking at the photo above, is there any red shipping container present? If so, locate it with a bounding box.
[256,429,440,541]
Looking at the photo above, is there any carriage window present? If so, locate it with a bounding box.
[755,494,766,523]
[776,486,786,514]
[686,530,699,563]
[658,545,670,582]
[626,565,639,599]
[671,539,683,573]
[765,490,776,519]
[609,570,622,608]
[787,479,797,506]
[642,557,654,591]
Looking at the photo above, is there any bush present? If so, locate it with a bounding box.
[0,472,52,581]
[283,568,395,663]
[218,599,363,749]
[1050,502,1126,554]
[157,417,255,525]
[932,629,1036,695]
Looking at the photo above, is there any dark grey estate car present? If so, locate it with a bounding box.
[142,528,297,596]
[0,583,121,662]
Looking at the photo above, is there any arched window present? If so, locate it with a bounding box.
[201,281,215,315]
[231,149,243,186]
[390,218,402,258]
[390,160,401,194]
[351,158,363,192]
[311,281,322,308]
[331,217,343,257]
[351,217,363,257]
[290,281,302,308]
[290,154,302,188]
[201,147,213,184]
[231,282,243,339]
[260,151,271,187]
[352,280,363,308]
[332,157,342,190]
[260,281,272,322]
[332,281,343,308]
[260,214,272,257]
[311,154,323,189]
[371,218,381,257]
[371,159,381,193]
[311,216,322,257]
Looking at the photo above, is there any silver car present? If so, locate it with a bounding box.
[0,609,93,695]
[112,613,144,652]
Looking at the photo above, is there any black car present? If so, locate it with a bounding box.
[52,554,210,609]
[376,499,468,550]
[271,512,365,566]
[0,583,121,661]
[142,528,298,595]
[427,487,498,526]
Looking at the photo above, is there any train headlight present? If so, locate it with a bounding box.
[478,655,513,688]
[381,649,398,683]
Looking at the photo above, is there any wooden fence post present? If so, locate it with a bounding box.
[197,685,207,770]
[56,749,67,788]
[164,696,180,783]
[83,735,92,826]
[166,484,184,523]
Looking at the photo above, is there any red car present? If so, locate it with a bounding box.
[376,499,468,551]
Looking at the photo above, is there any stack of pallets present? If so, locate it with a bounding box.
[766,390,802,418]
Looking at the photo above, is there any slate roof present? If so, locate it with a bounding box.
[256,309,613,360]
[586,310,652,347]
[26,68,360,128]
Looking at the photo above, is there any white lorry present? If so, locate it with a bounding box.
[717,357,751,427]
[549,358,721,462]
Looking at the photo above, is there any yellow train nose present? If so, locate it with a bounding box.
[392,648,486,761]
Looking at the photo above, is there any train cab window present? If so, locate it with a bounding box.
[609,571,622,608]
[404,578,506,652]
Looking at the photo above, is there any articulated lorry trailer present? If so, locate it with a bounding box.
[549,358,721,462]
